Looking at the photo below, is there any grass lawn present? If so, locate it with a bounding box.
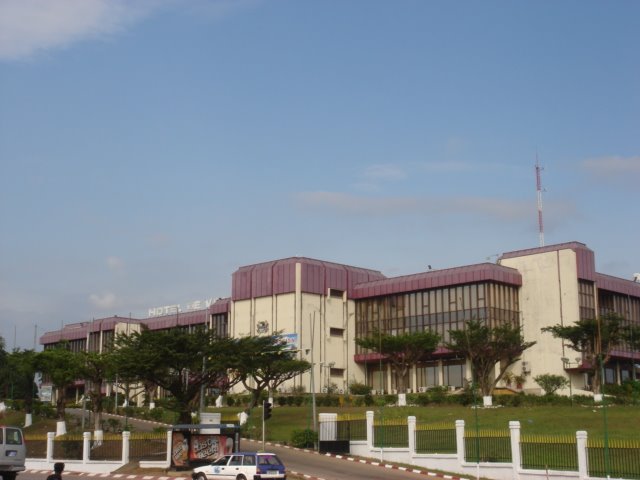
[3,403,638,443]
[210,403,640,443]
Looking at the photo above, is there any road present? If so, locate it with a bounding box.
[63,410,466,480]
[241,438,456,480]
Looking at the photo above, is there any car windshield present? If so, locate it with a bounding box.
[258,455,282,466]
[211,456,230,466]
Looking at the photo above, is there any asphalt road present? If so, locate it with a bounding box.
[241,438,452,480]
[64,410,465,480]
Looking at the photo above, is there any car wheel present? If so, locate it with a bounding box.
[3,473,17,480]
[235,475,247,480]
[196,473,207,480]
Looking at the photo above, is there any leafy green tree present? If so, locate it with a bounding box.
[0,336,9,398]
[78,351,116,431]
[6,349,39,413]
[234,334,311,410]
[542,312,627,395]
[447,320,535,397]
[355,330,440,393]
[36,345,83,420]
[533,373,570,395]
[113,327,242,423]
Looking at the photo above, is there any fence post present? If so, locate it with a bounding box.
[408,416,416,456]
[46,432,54,464]
[455,420,465,465]
[576,430,588,480]
[509,421,521,480]
[82,432,91,464]
[366,411,374,452]
[166,429,173,467]
[319,413,337,441]
[121,430,131,465]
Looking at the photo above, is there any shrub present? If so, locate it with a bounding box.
[290,428,317,448]
[534,374,570,395]
[148,407,165,421]
[349,382,372,395]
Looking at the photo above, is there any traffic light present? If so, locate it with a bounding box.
[263,400,272,421]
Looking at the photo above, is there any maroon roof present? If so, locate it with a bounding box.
[500,241,596,281]
[351,263,522,299]
[209,297,230,314]
[231,257,385,300]
[40,316,139,345]
[143,308,209,330]
[595,273,640,298]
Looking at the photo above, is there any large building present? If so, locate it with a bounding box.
[41,241,640,397]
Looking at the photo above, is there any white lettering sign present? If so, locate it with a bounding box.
[148,299,216,317]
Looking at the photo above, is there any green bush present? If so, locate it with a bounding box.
[290,428,317,448]
[349,382,372,395]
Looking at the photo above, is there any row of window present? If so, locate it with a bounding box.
[365,360,467,390]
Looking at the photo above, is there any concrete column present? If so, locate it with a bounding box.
[166,430,173,467]
[509,421,521,480]
[82,432,91,463]
[319,413,337,441]
[46,432,54,464]
[576,430,588,480]
[121,430,131,465]
[408,416,416,456]
[455,420,465,465]
[366,411,375,451]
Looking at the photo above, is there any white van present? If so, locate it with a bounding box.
[0,426,26,480]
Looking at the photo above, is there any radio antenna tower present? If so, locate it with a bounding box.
[535,155,545,247]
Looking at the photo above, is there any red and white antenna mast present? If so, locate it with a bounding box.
[535,156,545,247]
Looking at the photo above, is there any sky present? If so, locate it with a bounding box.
[1,0,638,350]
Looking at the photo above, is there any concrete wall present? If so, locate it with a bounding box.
[500,248,586,394]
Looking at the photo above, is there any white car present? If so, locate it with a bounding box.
[191,452,286,480]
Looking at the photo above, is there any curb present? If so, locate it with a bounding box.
[27,472,189,480]
[243,438,467,480]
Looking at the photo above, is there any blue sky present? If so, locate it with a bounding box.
[1,0,638,350]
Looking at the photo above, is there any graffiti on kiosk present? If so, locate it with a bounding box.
[190,435,232,460]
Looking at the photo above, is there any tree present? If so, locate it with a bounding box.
[534,373,570,395]
[355,330,440,393]
[113,327,242,423]
[78,351,116,431]
[5,349,39,414]
[36,346,83,420]
[542,312,627,395]
[447,320,536,397]
[234,334,310,410]
[0,336,8,398]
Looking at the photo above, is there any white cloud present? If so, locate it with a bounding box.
[295,191,539,221]
[106,256,124,272]
[0,0,170,61]
[89,291,118,309]
[581,156,640,178]
[418,161,478,173]
[363,164,407,181]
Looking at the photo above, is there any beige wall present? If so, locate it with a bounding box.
[228,261,365,394]
[500,248,586,393]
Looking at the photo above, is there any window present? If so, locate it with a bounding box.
[329,327,344,338]
[243,455,255,466]
[328,288,344,298]
[229,456,242,466]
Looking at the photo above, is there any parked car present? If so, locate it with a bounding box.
[0,426,26,480]
[191,451,286,480]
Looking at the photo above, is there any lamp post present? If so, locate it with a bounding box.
[561,357,573,406]
[306,312,318,450]
[599,354,611,478]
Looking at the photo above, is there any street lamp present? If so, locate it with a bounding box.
[560,357,573,406]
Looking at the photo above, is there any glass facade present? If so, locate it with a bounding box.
[355,281,519,391]
[355,281,520,350]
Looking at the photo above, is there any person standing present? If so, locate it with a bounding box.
[47,462,64,480]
